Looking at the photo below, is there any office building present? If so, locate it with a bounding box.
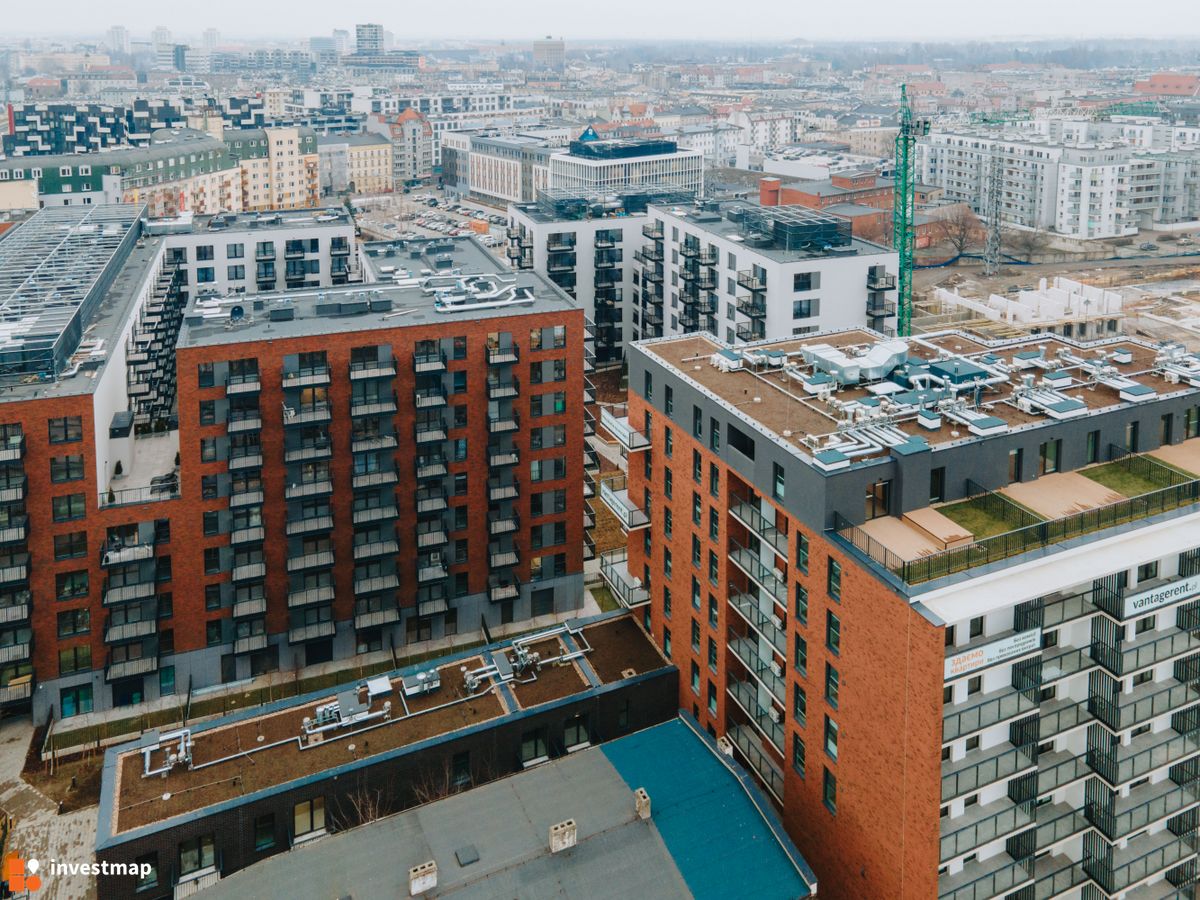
[635,200,898,343]
[604,324,1200,899]
[0,206,591,723]
[355,23,385,54]
[106,26,131,55]
[549,136,704,196]
[532,36,566,72]
[508,186,697,367]
[316,133,394,196]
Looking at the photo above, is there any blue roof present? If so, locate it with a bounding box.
[602,719,816,899]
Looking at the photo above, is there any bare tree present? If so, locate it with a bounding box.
[1003,228,1051,263]
[934,205,983,255]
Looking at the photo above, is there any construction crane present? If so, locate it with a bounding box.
[892,85,928,337]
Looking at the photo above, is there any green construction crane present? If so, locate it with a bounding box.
[892,85,927,337]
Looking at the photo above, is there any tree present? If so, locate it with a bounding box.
[934,205,983,255]
[1003,228,1051,263]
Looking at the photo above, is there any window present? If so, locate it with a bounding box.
[826,611,841,655]
[792,298,819,318]
[56,570,88,600]
[50,455,84,482]
[1008,447,1023,483]
[1086,430,1100,464]
[827,559,841,602]
[969,616,984,638]
[797,534,809,574]
[254,814,275,851]
[930,467,946,503]
[227,243,244,259]
[196,245,214,261]
[823,768,837,814]
[795,635,808,677]
[293,797,326,838]
[135,852,158,890]
[824,716,839,760]
[707,637,717,671]
[865,480,891,519]
[1126,421,1140,453]
[60,683,92,718]
[199,400,216,425]
[793,684,807,726]
[228,265,245,281]
[1039,439,1061,475]
[793,734,806,776]
[57,609,89,638]
[52,494,86,522]
[520,728,548,764]
[48,416,83,443]
[54,531,86,560]
[206,620,223,647]
[663,626,672,657]
[178,834,215,877]
[772,462,785,502]
[825,664,839,707]
[1138,561,1159,583]
[708,680,717,715]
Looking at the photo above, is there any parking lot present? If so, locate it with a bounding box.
[356,188,510,260]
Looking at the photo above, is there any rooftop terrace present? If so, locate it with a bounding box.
[640,330,1200,473]
[102,615,669,839]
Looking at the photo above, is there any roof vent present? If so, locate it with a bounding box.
[634,788,651,820]
[409,860,437,896]
[549,819,577,853]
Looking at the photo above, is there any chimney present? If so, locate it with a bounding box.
[759,177,781,207]
[409,860,437,896]
[634,787,651,820]
[549,819,577,853]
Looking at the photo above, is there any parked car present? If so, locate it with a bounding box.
[1140,242,1159,251]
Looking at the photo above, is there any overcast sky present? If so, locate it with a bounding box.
[7,0,1198,43]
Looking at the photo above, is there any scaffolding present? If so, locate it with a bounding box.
[0,205,143,379]
[735,204,852,252]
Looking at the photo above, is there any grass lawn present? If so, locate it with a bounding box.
[937,499,1024,538]
[590,584,622,613]
[1081,461,1171,498]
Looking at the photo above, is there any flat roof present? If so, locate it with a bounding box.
[0,205,145,383]
[637,329,1200,469]
[101,615,670,841]
[178,236,579,348]
[145,207,354,236]
[198,718,814,900]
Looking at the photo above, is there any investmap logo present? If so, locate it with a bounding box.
[2,851,42,892]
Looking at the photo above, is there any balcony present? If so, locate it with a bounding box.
[599,474,650,531]
[104,616,156,644]
[937,852,1033,900]
[234,633,268,654]
[1033,853,1089,899]
[489,545,519,569]
[285,440,332,464]
[231,561,267,582]
[288,621,336,644]
[727,723,784,803]
[285,515,333,536]
[487,575,520,604]
[735,296,766,319]
[942,741,1036,801]
[728,591,786,656]
[284,479,333,500]
[100,542,154,568]
[286,550,334,573]
[486,345,519,366]
[232,597,267,618]
[488,479,519,502]
[599,404,650,452]
[1089,725,1200,787]
[642,222,663,240]
[1091,678,1200,733]
[106,654,159,682]
[225,372,261,395]
[730,499,788,559]
[0,642,30,664]
[283,402,332,426]
[943,686,1038,744]
[415,487,448,514]
[1094,626,1200,678]
[0,477,27,503]
[940,796,1033,863]
[228,450,263,471]
[736,270,766,293]
[417,521,448,549]
[0,601,29,624]
[411,351,446,375]
[413,386,446,410]
[282,366,330,388]
[415,454,448,480]
[0,680,31,704]
[728,542,787,609]
[414,418,448,444]
[352,434,397,455]
[868,272,897,291]
[103,580,155,606]
[489,511,520,537]
[354,539,399,561]
[354,574,400,595]
[488,411,520,434]
[0,435,24,462]
[488,446,519,469]
[728,636,785,703]
[287,585,335,608]
[352,504,399,526]
[353,468,399,491]
[487,377,519,400]
[727,678,784,754]
[226,409,262,433]
[1098,777,1200,841]
[1088,826,1200,895]
[351,394,399,417]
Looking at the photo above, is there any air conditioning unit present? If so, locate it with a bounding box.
[768,707,783,724]
[429,551,442,566]
[769,614,784,632]
[770,661,783,679]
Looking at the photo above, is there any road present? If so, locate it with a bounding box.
[915,253,1200,296]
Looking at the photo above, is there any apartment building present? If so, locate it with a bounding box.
[2,100,186,156]
[316,132,394,196]
[224,126,321,211]
[548,136,704,196]
[0,205,592,723]
[365,109,433,186]
[508,186,697,367]
[635,200,898,344]
[604,325,1200,900]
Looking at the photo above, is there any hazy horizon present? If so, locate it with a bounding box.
[5,0,1200,45]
